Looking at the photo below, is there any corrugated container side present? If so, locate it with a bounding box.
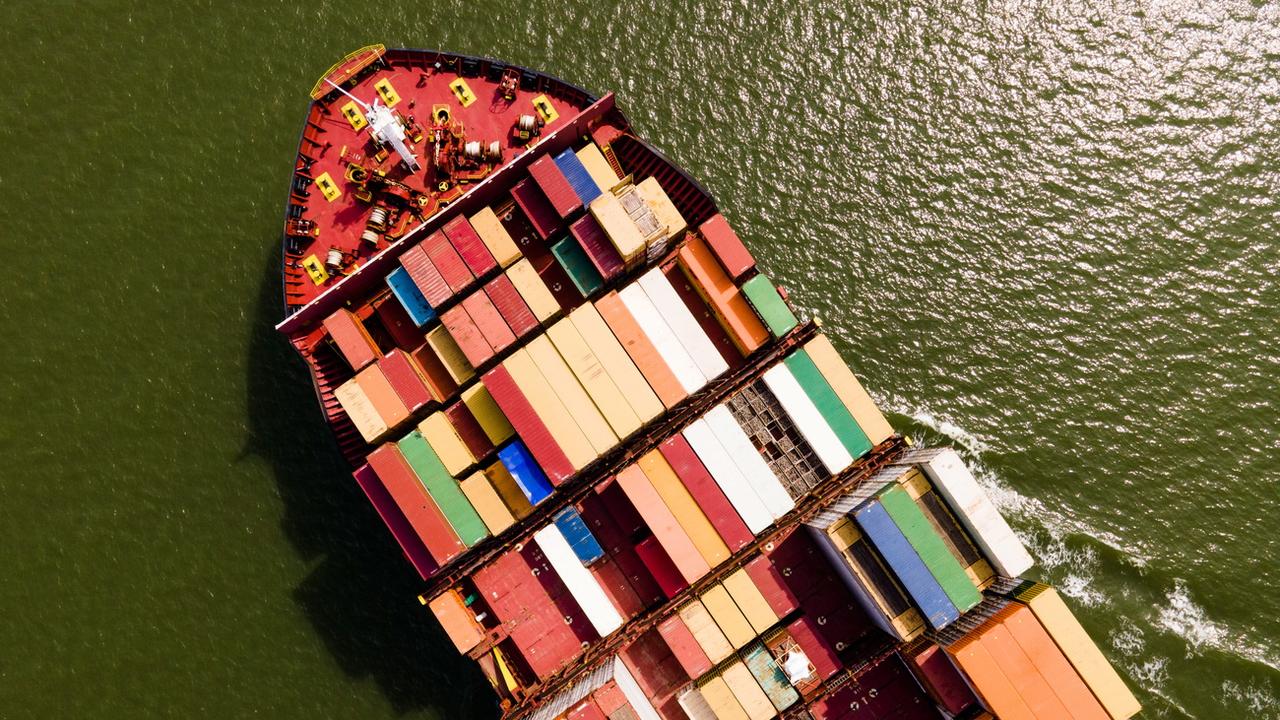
[945,633,1036,720]
[616,465,710,585]
[682,419,773,535]
[657,614,714,678]
[355,363,411,429]
[386,266,437,327]
[460,383,516,446]
[571,213,625,281]
[468,206,522,268]
[697,214,756,282]
[322,308,380,370]
[743,641,800,711]
[636,177,687,239]
[678,600,734,664]
[482,365,574,487]
[534,524,623,636]
[484,459,535,519]
[397,431,489,546]
[460,471,516,535]
[592,292,687,410]
[802,334,895,446]
[638,451,731,569]
[400,245,453,307]
[590,678,628,715]
[619,629,692,708]
[424,325,476,385]
[567,698,608,720]
[428,590,485,654]
[353,464,438,579]
[409,340,461,400]
[699,676,750,720]
[740,275,798,339]
[635,535,690,599]
[618,284,706,394]
[555,147,602,205]
[761,363,853,474]
[980,614,1073,718]
[378,349,435,413]
[506,258,562,323]
[721,661,776,720]
[440,304,493,369]
[589,191,646,264]
[576,143,621,194]
[525,335,618,456]
[677,237,769,354]
[511,177,561,240]
[854,501,959,629]
[444,401,494,460]
[783,615,841,681]
[335,378,389,443]
[496,437,556,505]
[878,485,982,612]
[423,230,475,296]
[529,154,582,218]
[904,642,980,716]
[485,274,540,339]
[1000,604,1110,720]
[418,412,476,477]
[722,568,779,636]
[743,555,800,618]
[568,304,664,424]
[548,317,642,439]
[553,506,606,565]
[461,290,516,356]
[637,268,729,382]
[784,349,873,459]
[700,584,756,650]
[443,215,498,278]
[365,444,465,564]
[538,259,583,316]
[704,405,796,520]
[658,435,755,551]
[504,348,597,472]
[677,687,719,720]
[551,236,606,299]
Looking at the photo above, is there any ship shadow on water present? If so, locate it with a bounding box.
[246,243,498,719]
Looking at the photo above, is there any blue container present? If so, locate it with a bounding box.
[554,148,601,205]
[854,500,959,629]
[743,641,800,711]
[552,507,605,565]
[386,266,437,327]
[498,440,553,505]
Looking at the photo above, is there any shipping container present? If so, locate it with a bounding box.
[443,215,498,278]
[460,383,516,446]
[616,465,710,585]
[576,143,621,194]
[945,634,1035,720]
[783,350,872,459]
[335,377,389,443]
[418,412,476,476]
[444,401,493,460]
[636,177,686,238]
[553,506,605,565]
[472,548,586,680]
[534,524,623,636]
[704,405,796,520]
[761,363,853,475]
[1000,604,1110,720]
[612,655,664,720]
[902,641,980,717]
[679,600,734,664]
[410,340,461,400]
[802,334,894,446]
[677,686,718,720]
[484,459,535,519]
[423,230,475,295]
[386,266,437,327]
[740,275,798,339]
[677,237,770,355]
[469,206,522,268]
[782,615,841,682]
[323,308,380,370]
[721,661,776,720]
[700,584,756,649]
[496,438,556,505]
[460,470,516,535]
[980,611,1074,718]
[699,676,750,720]
[511,177,561,239]
[373,297,424,351]
[589,191,646,265]
[566,302,664,423]
[592,291,687,410]
[353,464,438,580]
[744,555,800,619]
[698,214,756,282]
[428,589,485,654]
[894,468,994,588]
[536,256,582,310]
[658,435,755,552]
[657,614,714,678]
[378,349,435,413]
[635,535,690,599]
[637,267,730,382]
[485,274,540,339]
[567,698,608,720]
[590,554,645,619]
[570,213,625,281]
[807,516,925,642]
[506,258,562,323]
[425,325,476,385]
[398,430,489,546]
[482,365,574,486]
[682,419,773,535]
[547,317,642,439]
[555,147,603,205]
[440,304,493,369]
[619,628,691,705]
[878,485,981,612]
[722,568,779,636]
[365,444,465,565]
[854,500,958,629]
[551,236,606,298]
[743,641,799,712]
[525,335,618,456]
[618,284,706,395]
[461,290,516,356]
[355,363,411,430]
[638,450,731,569]
[529,154,582,218]
[809,656,939,720]
[504,348,597,471]
[400,244,453,307]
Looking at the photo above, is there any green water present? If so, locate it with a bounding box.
[2,1,1276,718]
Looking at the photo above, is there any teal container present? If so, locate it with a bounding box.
[551,236,605,298]
[741,274,798,338]
[743,640,800,711]
[397,431,490,546]
[878,485,981,612]
[783,349,872,458]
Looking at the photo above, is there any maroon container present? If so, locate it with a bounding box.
[570,214,624,281]
[444,401,494,460]
[322,308,379,370]
[785,615,842,681]
[399,244,452,307]
[566,698,607,720]
[535,254,584,308]
[423,230,475,295]
[811,656,938,720]
[528,154,582,218]
[635,535,689,599]
[484,274,540,339]
[461,290,516,355]
[511,177,562,240]
[373,298,425,351]
[698,213,756,282]
[480,365,575,485]
[378,349,435,413]
[365,444,465,565]
[619,629,690,701]
[353,464,438,580]
[657,434,754,551]
[443,215,498,277]
[665,264,744,369]
[589,553,644,619]
[904,642,979,716]
[580,489,664,608]
[441,304,494,368]
[802,583,871,655]
[657,613,713,678]
[744,555,801,618]
[519,541,599,645]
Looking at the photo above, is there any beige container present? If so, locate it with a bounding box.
[503,349,596,470]
[468,206,521,268]
[425,326,475,385]
[418,412,475,476]
[699,676,750,720]
[589,191,646,262]
[636,176,687,239]
[505,258,560,323]
[803,334,894,445]
[638,450,729,568]
[721,568,778,636]
[679,600,734,663]
[524,335,618,456]
[460,384,516,446]
[568,304,663,424]
[335,378,389,443]
[701,584,756,649]
[460,471,515,535]
[547,317,642,439]
[575,142,620,194]
[721,661,776,720]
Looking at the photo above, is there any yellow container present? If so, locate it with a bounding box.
[483,461,533,520]
[701,584,756,649]
[468,206,521,268]
[418,412,475,476]
[721,568,778,636]
[503,349,596,470]
[699,676,750,720]
[334,378,388,443]
[425,326,475,385]
[567,304,663,424]
[505,258,560,323]
[636,176,687,239]
[679,600,734,663]
[460,471,516,535]
[803,333,894,445]
[547,318,642,439]
[461,384,515,445]
[589,191,645,262]
[721,661,775,720]
[524,335,617,456]
[638,450,729,568]
[575,142,620,194]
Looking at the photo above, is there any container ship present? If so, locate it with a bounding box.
[277,46,1143,720]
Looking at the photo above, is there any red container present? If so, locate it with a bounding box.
[373,298,424,351]
[904,642,979,716]
[511,177,561,240]
[484,274,540,339]
[423,230,475,295]
[440,304,494,368]
[698,213,756,281]
[473,548,586,680]
[590,553,645,619]
[529,154,582,218]
[570,214,624,281]
[657,614,713,678]
[322,308,379,370]
[480,366,575,485]
[665,264,743,369]
[619,629,691,701]
[461,290,516,355]
[444,402,494,460]
[744,555,801,618]
[353,464,438,580]
[657,435,754,551]
[785,615,842,681]
[566,698,607,720]
[400,244,452,307]
[635,535,689,599]
[591,680,627,715]
[519,542,599,646]
[443,215,498,277]
[365,444,465,565]
[378,349,435,413]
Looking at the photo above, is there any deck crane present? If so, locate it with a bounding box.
[325,79,421,173]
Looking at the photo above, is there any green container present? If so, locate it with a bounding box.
[878,485,981,612]
[551,237,604,298]
[783,349,872,458]
[741,274,798,338]
[397,431,489,546]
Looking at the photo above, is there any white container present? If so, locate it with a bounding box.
[899,447,1033,577]
[704,405,795,519]
[677,686,719,720]
[682,418,773,535]
[761,363,853,474]
[619,283,706,394]
[533,524,624,637]
[637,268,729,382]
[334,378,388,443]
[613,656,662,720]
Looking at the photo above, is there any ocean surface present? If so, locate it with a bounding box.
[1,1,1276,718]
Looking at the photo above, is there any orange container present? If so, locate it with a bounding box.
[594,291,687,409]
[428,589,485,654]
[980,612,1072,719]
[615,465,710,584]
[355,363,411,429]
[637,450,729,568]
[1001,605,1109,720]
[946,633,1035,720]
[677,237,769,354]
